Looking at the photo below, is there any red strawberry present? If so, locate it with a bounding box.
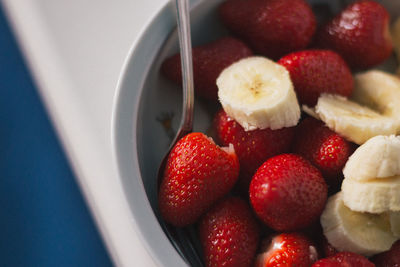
[312,252,374,267]
[278,50,354,106]
[255,233,318,267]
[161,37,252,100]
[219,0,316,59]
[292,117,353,190]
[250,154,327,231]
[214,109,295,191]
[158,132,239,226]
[371,240,400,267]
[316,0,393,69]
[199,197,260,267]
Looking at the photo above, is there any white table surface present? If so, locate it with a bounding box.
[1,0,169,266]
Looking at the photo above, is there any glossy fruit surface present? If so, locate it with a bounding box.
[278,50,353,106]
[199,197,260,267]
[292,117,353,190]
[256,233,318,267]
[250,154,327,231]
[158,132,239,226]
[214,109,294,191]
[316,0,393,69]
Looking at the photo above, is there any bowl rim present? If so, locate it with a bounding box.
[111,1,189,266]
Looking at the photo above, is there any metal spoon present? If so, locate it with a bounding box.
[156,0,203,266]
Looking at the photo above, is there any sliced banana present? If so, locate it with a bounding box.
[315,71,400,144]
[315,94,396,145]
[342,176,400,213]
[217,56,300,131]
[321,192,397,257]
[352,71,400,122]
[343,135,400,181]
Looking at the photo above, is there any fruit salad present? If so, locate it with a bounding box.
[158,0,400,266]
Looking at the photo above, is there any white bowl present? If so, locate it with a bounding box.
[113,0,227,265]
[112,0,400,265]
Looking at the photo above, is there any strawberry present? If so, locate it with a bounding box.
[316,0,393,69]
[214,109,295,191]
[255,233,318,267]
[199,197,260,267]
[312,252,374,267]
[278,50,354,106]
[249,154,327,231]
[371,240,400,267]
[161,37,252,100]
[158,132,239,226]
[292,117,354,191]
[219,0,316,59]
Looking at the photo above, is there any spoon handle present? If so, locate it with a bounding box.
[174,0,194,134]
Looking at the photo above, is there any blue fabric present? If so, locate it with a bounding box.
[0,5,113,267]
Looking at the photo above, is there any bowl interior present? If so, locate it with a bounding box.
[113,0,400,265]
[137,0,227,213]
[113,0,227,265]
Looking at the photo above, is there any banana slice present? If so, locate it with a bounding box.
[352,71,400,121]
[315,71,400,144]
[342,176,400,213]
[217,56,300,131]
[343,135,400,181]
[315,94,396,145]
[321,192,397,257]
